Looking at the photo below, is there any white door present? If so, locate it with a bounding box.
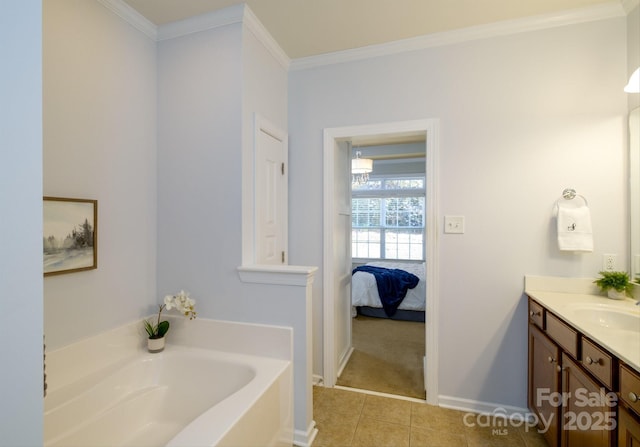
[323,138,354,386]
[334,141,353,376]
[255,118,288,265]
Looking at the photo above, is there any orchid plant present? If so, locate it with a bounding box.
[144,290,197,339]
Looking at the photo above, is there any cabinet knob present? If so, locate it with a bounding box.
[548,356,556,364]
[630,392,639,403]
[585,356,601,365]
[530,310,541,317]
[556,365,564,372]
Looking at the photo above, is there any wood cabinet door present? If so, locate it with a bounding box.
[529,324,561,447]
[619,406,640,447]
[561,354,614,447]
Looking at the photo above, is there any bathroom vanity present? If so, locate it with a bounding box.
[525,276,640,447]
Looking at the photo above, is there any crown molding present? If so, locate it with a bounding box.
[243,6,291,71]
[290,1,626,71]
[96,0,157,40]
[96,1,289,70]
[154,3,290,70]
[622,0,640,13]
[94,0,629,71]
[157,3,245,41]
[97,0,245,42]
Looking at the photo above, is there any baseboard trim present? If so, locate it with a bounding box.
[293,420,318,447]
[335,385,426,404]
[438,395,535,423]
[336,346,354,378]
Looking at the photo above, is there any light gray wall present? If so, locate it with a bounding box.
[289,17,628,409]
[157,22,244,323]
[241,21,289,264]
[8,1,634,441]
[0,1,43,445]
[156,15,297,336]
[157,18,314,436]
[43,0,158,349]
[628,4,640,111]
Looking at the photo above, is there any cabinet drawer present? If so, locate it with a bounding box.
[528,299,544,329]
[546,312,578,359]
[620,364,640,417]
[581,338,614,389]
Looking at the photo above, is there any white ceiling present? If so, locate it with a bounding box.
[122,0,622,59]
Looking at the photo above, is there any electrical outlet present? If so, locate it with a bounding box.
[603,254,617,272]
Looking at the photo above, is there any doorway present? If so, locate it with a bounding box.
[339,139,427,399]
[322,119,439,406]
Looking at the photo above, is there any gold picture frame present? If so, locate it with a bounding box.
[43,197,97,277]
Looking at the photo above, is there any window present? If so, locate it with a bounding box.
[352,176,425,260]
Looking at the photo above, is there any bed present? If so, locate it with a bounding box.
[351,261,426,321]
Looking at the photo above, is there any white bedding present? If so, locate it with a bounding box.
[351,261,426,311]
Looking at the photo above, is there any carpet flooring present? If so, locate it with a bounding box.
[336,315,426,399]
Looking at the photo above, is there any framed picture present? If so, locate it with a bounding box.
[43,197,97,277]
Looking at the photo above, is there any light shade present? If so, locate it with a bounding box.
[351,150,373,186]
[624,67,640,93]
[352,157,373,174]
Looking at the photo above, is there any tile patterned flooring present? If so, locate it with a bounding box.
[313,386,550,447]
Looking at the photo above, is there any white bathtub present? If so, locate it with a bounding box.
[44,345,292,447]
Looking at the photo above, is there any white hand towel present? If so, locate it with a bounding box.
[557,205,593,252]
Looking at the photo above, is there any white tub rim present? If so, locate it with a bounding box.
[44,344,291,447]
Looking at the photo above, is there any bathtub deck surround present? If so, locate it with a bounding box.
[45,317,293,447]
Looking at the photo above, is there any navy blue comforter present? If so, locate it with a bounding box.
[352,266,420,317]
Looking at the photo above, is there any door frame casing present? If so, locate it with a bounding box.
[322,118,440,405]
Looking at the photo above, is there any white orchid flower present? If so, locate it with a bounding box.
[167,291,196,317]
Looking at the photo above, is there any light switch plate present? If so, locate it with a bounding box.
[444,215,465,234]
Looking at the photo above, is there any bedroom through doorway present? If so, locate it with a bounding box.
[322,119,439,406]
[337,137,427,400]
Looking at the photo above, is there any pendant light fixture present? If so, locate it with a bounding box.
[352,150,373,186]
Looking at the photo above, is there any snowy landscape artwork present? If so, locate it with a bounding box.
[43,197,97,276]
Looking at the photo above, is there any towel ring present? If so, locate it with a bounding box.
[562,188,577,200]
[555,188,588,210]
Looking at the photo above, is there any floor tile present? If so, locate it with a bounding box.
[314,386,366,418]
[464,424,527,447]
[352,416,410,447]
[516,425,551,447]
[410,402,467,432]
[312,386,549,447]
[313,410,360,447]
[409,426,468,447]
[362,394,412,426]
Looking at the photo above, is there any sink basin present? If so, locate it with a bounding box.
[565,304,640,332]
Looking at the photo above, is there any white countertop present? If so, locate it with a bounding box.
[525,275,640,373]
